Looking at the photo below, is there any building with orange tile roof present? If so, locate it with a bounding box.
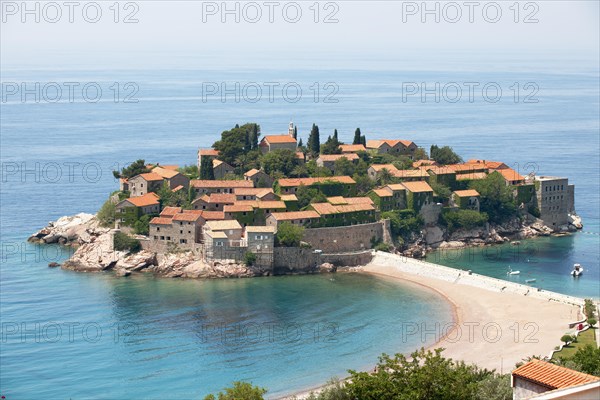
[160,206,183,217]
[197,148,220,172]
[308,201,376,227]
[243,168,274,188]
[339,144,366,153]
[190,179,254,196]
[266,210,321,228]
[316,153,359,172]
[494,168,525,185]
[366,139,418,159]
[451,189,480,211]
[152,166,190,191]
[367,164,398,180]
[233,187,276,201]
[512,359,599,399]
[412,159,438,168]
[128,173,164,197]
[259,134,297,154]
[277,176,356,195]
[115,193,160,227]
[401,181,434,211]
[212,159,234,179]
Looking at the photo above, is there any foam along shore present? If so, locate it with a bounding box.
[362,252,583,371]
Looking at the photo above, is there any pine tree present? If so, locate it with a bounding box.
[293,126,297,139]
[353,128,362,145]
[298,138,303,147]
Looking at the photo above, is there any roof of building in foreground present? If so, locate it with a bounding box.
[278,176,356,187]
[512,359,599,390]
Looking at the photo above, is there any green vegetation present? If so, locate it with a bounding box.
[321,132,342,155]
[133,214,155,235]
[572,344,600,376]
[97,198,116,227]
[307,123,321,156]
[260,149,299,176]
[178,164,199,179]
[584,299,597,319]
[381,210,423,243]
[200,155,215,180]
[113,231,141,252]
[554,329,597,360]
[352,127,366,146]
[441,209,489,232]
[276,222,305,247]
[112,159,150,179]
[430,182,452,203]
[203,381,267,400]
[374,242,391,252]
[430,145,463,165]
[561,334,576,345]
[157,182,193,208]
[244,252,257,266]
[470,172,517,223]
[213,123,261,172]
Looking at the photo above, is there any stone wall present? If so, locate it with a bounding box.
[419,203,442,226]
[273,247,320,274]
[302,221,386,253]
[321,250,373,266]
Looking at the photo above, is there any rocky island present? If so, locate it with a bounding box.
[29,122,584,279]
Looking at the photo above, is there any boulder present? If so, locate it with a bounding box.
[319,263,336,273]
[48,262,60,268]
[115,268,131,277]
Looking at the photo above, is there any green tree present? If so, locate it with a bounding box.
[276,222,305,247]
[113,159,150,179]
[244,252,257,266]
[333,157,355,176]
[113,231,141,252]
[133,214,154,235]
[214,123,260,167]
[178,164,199,179]
[261,149,298,176]
[200,156,215,180]
[321,134,342,155]
[250,124,260,149]
[430,145,463,165]
[561,334,574,345]
[572,345,600,376]
[353,128,362,145]
[476,374,512,400]
[431,182,452,203]
[307,123,321,155]
[346,348,494,400]
[442,209,489,232]
[414,147,429,160]
[470,172,517,223]
[204,381,267,400]
[376,168,396,186]
[97,198,116,227]
[298,138,304,148]
[293,125,298,139]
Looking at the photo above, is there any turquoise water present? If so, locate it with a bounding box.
[1,60,599,396]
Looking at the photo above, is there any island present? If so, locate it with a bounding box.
[29,122,584,278]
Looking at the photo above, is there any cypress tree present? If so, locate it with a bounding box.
[353,128,362,145]
[250,124,259,149]
[298,138,303,147]
[293,126,297,139]
[309,124,320,154]
[244,129,251,152]
[200,156,215,180]
[333,129,338,141]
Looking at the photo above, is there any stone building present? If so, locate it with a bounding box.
[152,166,190,190]
[190,179,253,196]
[366,139,417,159]
[259,135,297,153]
[115,193,160,227]
[196,148,219,172]
[316,153,359,172]
[212,159,234,179]
[451,189,480,211]
[244,169,274,188]
[266,211,320,229]
[535,176,575,229]
[128,173,164,197]
[149,211,202,250]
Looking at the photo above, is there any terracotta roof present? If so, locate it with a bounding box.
[150,217,172,225]
[401,181,434,193]
[199,211,225,220]
[512,360,599,390]
[224,204,254,213]
[206,230,228,239]
[160,206,182,216]
[367,139,415,149]
[311,202,375,215]
[152,166,180,179]
[391,169,428,178]
[413,159,437,168]
[233,187,274,196]
[119,178,128,183]
[339,144,366,153]
[205,220,242,231]
[318,153,359,162]
[328,196,374,205]
[213,159,233,169]
[262,135,297,144]
[159,165,179,171]
[191,180,254,188]
[453,189,480,197]
[199,149,219,156]
[385,184,407,192]
[125,193,160,207]
[444,164,487,173]
[136,172,164,182]
[425,166,457,176]
[455,172,488,181]
[277,176,356,187]
[172,185,184,192]
[279,194,298,202]
[296,152,305,160]
[181,209,203,215]
[495,168,524,182]
[172,213,202,222]
[234,200,286,209]
[369,164,399,172]
[269,211,320,221]
[466,159,508,169]
[246,226,276,233]
[208,193,236,204]
[244,169,262,177]
[373,188,393,197]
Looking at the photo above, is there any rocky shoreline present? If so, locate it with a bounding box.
[28,212,583,279]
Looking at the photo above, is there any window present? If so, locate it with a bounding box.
[216,241,224,247]
[160,236,165,240]
[166,236,171,241]
[180,230,183,234]
[156,227,160,232]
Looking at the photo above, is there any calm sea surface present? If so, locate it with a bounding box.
[1,62,598,397]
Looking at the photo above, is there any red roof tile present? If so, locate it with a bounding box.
[339,144,366,153]
[269,211,320,221]
[401,181,434,193]
[126,193,160,207]
[262,135,297,144]
[198,149,219,156]
[513,360,599,390]
[150,217,172,225]
[160,206,182,216]
[453,189,480,197]
[277,176,355,187]
[191,180,254,188]
[137,172,164,181]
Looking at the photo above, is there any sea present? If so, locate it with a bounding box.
[1,56,599,397]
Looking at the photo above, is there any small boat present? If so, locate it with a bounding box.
[507,267,521,276]
[526,279,536,283]
[571,263,584,277]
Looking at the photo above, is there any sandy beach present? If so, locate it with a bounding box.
[283,252,583,399]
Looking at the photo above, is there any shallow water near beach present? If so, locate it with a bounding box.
[1,58,599,396]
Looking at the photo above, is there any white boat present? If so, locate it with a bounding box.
[526,278,536,283]
[507,267,521,276]
[571,263,584,277]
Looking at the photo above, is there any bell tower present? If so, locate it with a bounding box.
[288,121,294,136]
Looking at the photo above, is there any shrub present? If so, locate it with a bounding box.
[572,345,600,376]
[560,334,574,345]
[97,198,116,227]
[113,231,141,253]
[276,222,304,247]
[442,209,488,232]
[584,299,596,319]
[244,252,257,266]
[587,318,597,327]
[133,214,154,236]
[374,242,391,252]
[204,381,266,400]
